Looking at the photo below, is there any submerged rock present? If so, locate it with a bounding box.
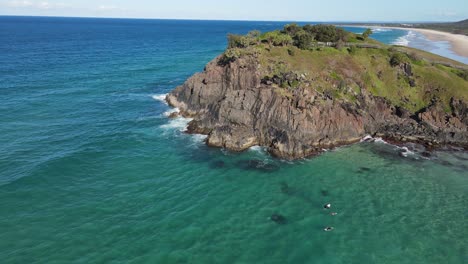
[358,167,372,173]
[210,160,226,168]
[236,159,279,172]
[280,182,293,195]
[270,214,287,224]
[421,151,432,158]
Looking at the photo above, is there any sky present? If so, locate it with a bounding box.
[0,0,467,22]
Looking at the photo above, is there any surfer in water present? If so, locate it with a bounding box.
[323,203,331,209]
[324,227,334,231]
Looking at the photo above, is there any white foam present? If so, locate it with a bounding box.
[163,108,180,117]
[374,137,388,144]
[372,28,391,33]
[360,135,388,144]
[397,146,415,157]
[191,134,208,143]
[392,30,417,46]
[249,145,263,152]
[152,94,168,105]
[160,116,193,132]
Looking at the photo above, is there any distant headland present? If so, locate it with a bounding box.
[166,24,468,159]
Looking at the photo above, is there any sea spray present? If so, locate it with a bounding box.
[163,108,180,117]
[160,116,193,132]
[152,94,168,105]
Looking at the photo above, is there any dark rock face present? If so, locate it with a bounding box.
[167,55,468,159]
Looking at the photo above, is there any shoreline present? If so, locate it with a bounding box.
[377,26,468,57]
[341,25,468,59]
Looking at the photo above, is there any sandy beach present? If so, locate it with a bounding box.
[371,26,468,58]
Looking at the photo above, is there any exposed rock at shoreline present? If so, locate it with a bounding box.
[166,55,467,159]
[166,25,468,159]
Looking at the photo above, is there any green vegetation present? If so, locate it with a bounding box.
[389,52,410,67]
[228,24,356,51]
[221,24,468,113]
[362,28,373,39]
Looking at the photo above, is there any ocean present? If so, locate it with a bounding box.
[0,16,467,263]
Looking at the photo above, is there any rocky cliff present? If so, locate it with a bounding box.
[166,49,468,159]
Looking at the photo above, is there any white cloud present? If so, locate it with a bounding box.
[98,5,124,11]
[6,0,33,7]
[5,0,69,9]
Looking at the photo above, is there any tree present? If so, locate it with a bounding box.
[362,28,373,39]
[310,25,340,42]
[282,23,301,36]
[336,28,348,42]
[294,30,313,49]
[247,30,261,38]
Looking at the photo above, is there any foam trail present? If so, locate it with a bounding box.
[152,94,168,105]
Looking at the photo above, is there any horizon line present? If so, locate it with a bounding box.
[0,15,463,24]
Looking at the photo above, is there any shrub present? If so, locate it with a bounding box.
[219,48,241,65]
[227,34,256,48]
[288,48,295,56]
[260,31,293,46]
[390,53,409,67]
[247,30,261,38]
[456,69,468,80]
[362,28,373,39]
[348,45,358,54]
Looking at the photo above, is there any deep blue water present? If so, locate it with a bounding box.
[0,16,467,263]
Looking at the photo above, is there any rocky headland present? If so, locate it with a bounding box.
[166,24,468,159]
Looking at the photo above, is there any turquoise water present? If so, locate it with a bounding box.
[0,17,467,263]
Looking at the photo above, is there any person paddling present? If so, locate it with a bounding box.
[323,203,331,209]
